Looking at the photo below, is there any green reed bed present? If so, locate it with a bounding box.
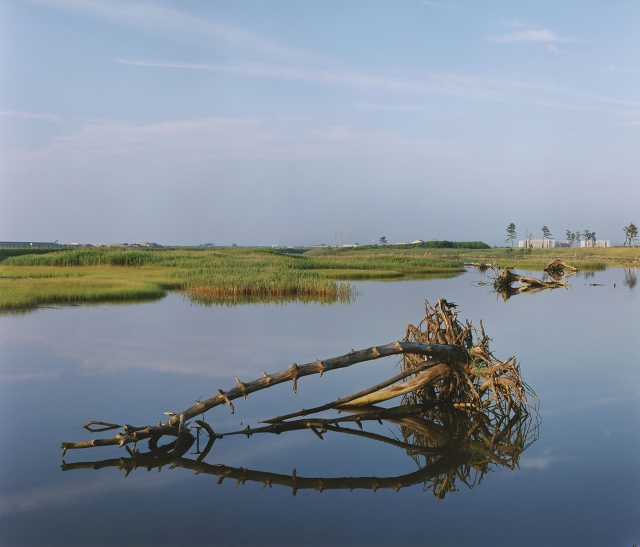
[0,276,167,310]
[0,249,351,309]
[0,265,184,310]
[0,246,475,310]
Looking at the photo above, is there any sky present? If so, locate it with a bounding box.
[1,0,638,246]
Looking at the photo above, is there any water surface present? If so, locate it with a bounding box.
[1,269,638,546]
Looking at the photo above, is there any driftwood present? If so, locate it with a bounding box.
[62,299,537,473]
[470,260,580,299]
[464,261,494,273]
[543,259,578,280]
[471,267,569,300]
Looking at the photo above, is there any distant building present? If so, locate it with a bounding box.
[105,242,162,248]
[411,239,424,244]
[0,241,62,248]
[518,239,570,248]
[580,240,610,248]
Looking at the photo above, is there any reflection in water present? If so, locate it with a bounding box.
[186,289,356,307]
[186,273,463,307]
[60,299,538,500]
[543,259,578,281]
[62,403,538,500]
[0,297,166,316]
[472,267,569,301]
[623,268,637,290]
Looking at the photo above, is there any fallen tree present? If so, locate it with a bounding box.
[62,299,537,469]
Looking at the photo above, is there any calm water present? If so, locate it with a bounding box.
[0,268,638,546]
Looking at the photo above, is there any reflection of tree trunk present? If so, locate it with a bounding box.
[62,404,538,500]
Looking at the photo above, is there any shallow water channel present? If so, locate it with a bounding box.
[1,268,638,546]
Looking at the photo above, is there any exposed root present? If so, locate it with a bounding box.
[544,259,578,281]
[401,299,536,423]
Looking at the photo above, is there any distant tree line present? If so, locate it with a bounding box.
[415,241,490,249]
[375,238,490,249]
[503,223,629,248]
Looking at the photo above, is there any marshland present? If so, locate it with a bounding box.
[1,243,638,546]
[1,244,635,311]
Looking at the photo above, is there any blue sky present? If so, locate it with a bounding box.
[1,0,638,245]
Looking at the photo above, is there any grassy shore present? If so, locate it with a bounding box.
[1,245,635,310]
[0,247,464,310]
[307,244,639,269]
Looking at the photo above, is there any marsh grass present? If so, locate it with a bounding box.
[2,245,627,310]
[316,269,405,280]
[311,245,627,270]
[1,249,362,309]
[0,266,183,310]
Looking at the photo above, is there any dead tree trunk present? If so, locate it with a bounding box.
[62,299,536,457]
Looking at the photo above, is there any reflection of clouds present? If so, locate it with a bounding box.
[0,472,182,516]
[0,370,59,382]
[210,430,308,469]
[520,448,569,470]
[543,383,640,416]
[0,298,338,378]
[0,340,75,382]
[19,333,322,378]
[544,392,640,417]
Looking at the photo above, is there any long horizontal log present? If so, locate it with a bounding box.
[166,342,469,427]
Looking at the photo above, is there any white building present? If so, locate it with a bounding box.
[518,239,568,248]
[580,240,610,248]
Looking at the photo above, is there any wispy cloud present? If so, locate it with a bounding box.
[609,64,638,74]
[490,28,578,43]
[117,59,423,91]
[28,0,310,62]
[118,60,639,115]
[0,110,60,122]
[356,103,431,111]
[15,1,640,124]
[3,116,462,181]
[420,1,462,9]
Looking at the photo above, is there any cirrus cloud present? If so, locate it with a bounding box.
[490,28,578,44]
